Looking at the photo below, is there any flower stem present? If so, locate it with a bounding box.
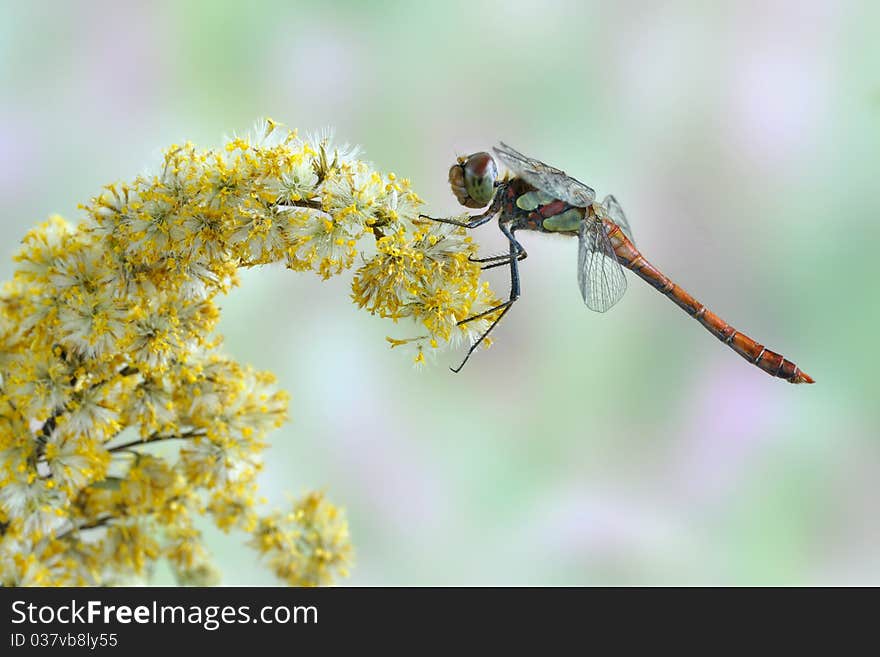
[108,429,205,453]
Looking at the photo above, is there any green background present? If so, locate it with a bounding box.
[1,0,878,584]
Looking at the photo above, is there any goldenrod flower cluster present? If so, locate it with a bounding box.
[0,120,498,586]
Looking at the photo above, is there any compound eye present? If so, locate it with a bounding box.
[448,164,472,207]
[462,152,497,207]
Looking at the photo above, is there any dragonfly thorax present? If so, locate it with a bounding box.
[448,152,498,208]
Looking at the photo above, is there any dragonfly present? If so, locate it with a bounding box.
[421,143,814,383]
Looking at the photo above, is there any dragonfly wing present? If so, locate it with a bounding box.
[578,219,628,313]
[493,142,596,207]
[601,194,634,244]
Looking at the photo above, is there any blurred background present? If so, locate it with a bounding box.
[2,0,878,585]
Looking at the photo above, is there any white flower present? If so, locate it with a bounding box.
[248,118,289,148]
[321,162,385,220]
[180,358,228,420]
[126,376,177,430]
[179,212,229,265]
[286,207,360,275]
[48,239,106,292]
[14,215,75,282]
[57,290,126,358]
[44,427,97,490]
[229,207,293,263]
[274,159,319,202]
[308,127,360,165]
[180,438,259,488]
[0,473,68,539]
[128,307,180,371]
[6,352,71,417]
[101,250,159,300]
[64,383,120,438]
[127,199,187,255]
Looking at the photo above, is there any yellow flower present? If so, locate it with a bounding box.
[248,492,351,587]
[0,120,498,586]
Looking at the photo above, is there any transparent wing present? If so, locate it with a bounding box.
[493,142,596,207]
[601,194,634,244]
[578,219,628,313]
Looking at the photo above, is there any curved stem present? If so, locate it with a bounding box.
[54,516,113,541]
[108,429,204,453]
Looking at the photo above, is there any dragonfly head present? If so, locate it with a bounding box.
[448,152,498,208]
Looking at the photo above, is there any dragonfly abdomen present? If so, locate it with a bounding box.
[606,220,814,384]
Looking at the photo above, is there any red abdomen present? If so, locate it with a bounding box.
[605,219,814,384]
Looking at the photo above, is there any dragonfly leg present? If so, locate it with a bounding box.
[450,303,515,373]
[419,211,495,230]
[468,252,511,263]
[477,248,527,271]
[419,194,502,229]
[451,224,523,372]
[468,243,528,264]
[468,229,528,269]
